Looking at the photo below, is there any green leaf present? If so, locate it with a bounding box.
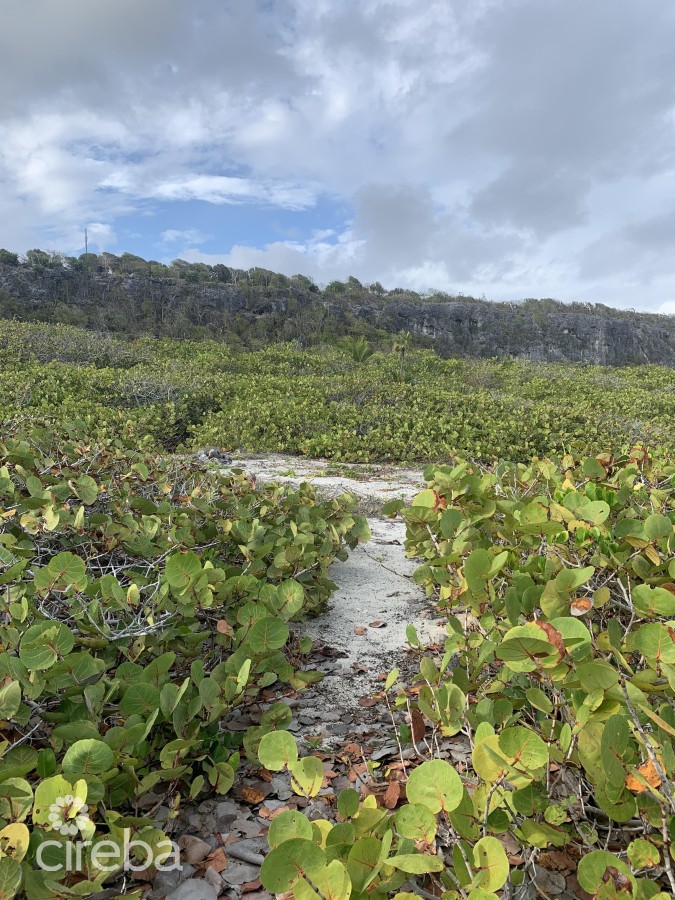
[258,731,298,771]
[577,501,610,525]
[165,551,202,589]
[120,683,161,717]
[338,788,360,819]
[290,757,324,798]
[73,474,99,504]
[472,836,509,891]
[33,775,87,828]
[34,551,87,592]
[0,857,22,899]
[248,616,290,653]
[19,621,74,670]
[0,681,21,720]
[276,580,305,619]
[627,838,660,869]
[395,804,437,843]
[268,811,313,849]
[405,759,463,814]
[62,739,114,776]
[347,837,383,891]
[260,838,325,893]
[644,513,672,541]
[577,851,635,895]
[389,853,444,874]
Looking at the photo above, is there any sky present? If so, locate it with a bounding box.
[1,0,675,313]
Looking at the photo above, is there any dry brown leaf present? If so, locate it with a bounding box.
[204,847,228,874]
[243,880,262,893]
[602,866,632,893]
[358,697,378,708]
[570,597,593,616]
[265,805,291,820]
[539,850,575,872]
[354,626,367,636]
[410,708,426,744]
[369,620,386,628]
[534,621,566,661]
[383,780,401,809]
[216,619,233,635]
[625,757,663,793]
[241,786,266,805]
[343,742,362,756]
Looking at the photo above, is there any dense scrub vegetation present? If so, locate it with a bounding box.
[1,321,673,464]
[0,420,368,897]
[0,316,674,897]
[252,452,675,898]
[1,250,674,365]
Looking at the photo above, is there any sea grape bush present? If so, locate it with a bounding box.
[383,451,674,897]
[0,421,369,898]
[0,320,673,463]
[255,452,674,899]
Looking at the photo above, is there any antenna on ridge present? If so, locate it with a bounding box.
[84,226,88,257]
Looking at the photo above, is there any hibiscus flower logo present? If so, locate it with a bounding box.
[47,795,90,836]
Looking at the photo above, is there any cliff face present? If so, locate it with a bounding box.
[1,262,674,366]
[355,300,675,366]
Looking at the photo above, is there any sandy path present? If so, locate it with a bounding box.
[223,454,446,732]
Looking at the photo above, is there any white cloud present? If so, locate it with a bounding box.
[0,0,674,310]
[161,228,207,245]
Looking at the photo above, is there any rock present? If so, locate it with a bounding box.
[151,866,186,897]
[165,878,218,900]
[221,862,261,886]
[179,835,212,865]
[196,448,233,465]
[215,801,241,821]
[203,866,225,894]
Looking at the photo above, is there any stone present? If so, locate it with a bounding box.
[214,801,241,820]
[165,878,218,900]
[179,835,212,865]
[221,862,261,886]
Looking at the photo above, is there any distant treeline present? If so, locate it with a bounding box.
[0,248,673,364]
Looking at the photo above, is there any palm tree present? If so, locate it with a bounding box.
[340,335,374,363]
[392,330,411,380]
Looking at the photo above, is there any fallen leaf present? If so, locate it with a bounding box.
[216,619,233,635]
[570,597,593,616]
[384,780,401,809]
[354,626,367,636]
[625,756,663,793]
[410,708,426,744]
[539,850,575,872]
[369,620,386,628]
[243,880,262,893]
[601,866,632,893]
[241,786,266,805]
[347,763,368,783]
[534,621,566,661]
[256,769,273,783]
[204,848,228,874]
[358,697,379,708]
[343,743,362,756]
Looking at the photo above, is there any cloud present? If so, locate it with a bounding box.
[0,0,674,310]
[161,228,208,245]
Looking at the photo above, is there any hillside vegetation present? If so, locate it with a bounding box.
[1,249,675,365]
[0,316,674,898]
[1,320,673,464]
